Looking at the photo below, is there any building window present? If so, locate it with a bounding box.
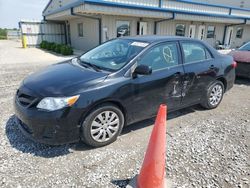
[77,23,83,37]
[236,27,243,38]
[176,24,185,36]
[207,26,215,38]
[116,21,130,37]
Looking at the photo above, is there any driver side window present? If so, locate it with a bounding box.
[137,42,179,71]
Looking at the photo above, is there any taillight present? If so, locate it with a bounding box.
[232,61,237,68]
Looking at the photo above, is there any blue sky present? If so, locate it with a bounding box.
[0,0,48,29]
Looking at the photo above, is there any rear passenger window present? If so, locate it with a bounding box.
[181,42,212,64]
[138,43,179,71]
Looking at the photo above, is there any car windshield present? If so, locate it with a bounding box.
[80,39,149,72]
[239,42,250,51]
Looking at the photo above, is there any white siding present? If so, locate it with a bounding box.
[101,15,139,41]
[188,0,250,9]
[45,10,71,20]
[44,0,78,15]
[162,0,229,15]
[231,9,250,18]
[69,17,99,51]
[156,20,226,47]
[175,14,242,24]
[230,25,250,48]
[103,0,159,7]
[75,4,172,19]
[20,21,65,46]
[101,15,155,42]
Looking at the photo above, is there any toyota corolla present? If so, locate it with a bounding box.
[14,36,236,147]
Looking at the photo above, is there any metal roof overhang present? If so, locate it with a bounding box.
[45,10,73,20]
[175,14,245,24]
[73,3,172,19]
[44,0,249,24]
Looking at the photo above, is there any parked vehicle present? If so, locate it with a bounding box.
[14,36,236,147]
[229,41,250,79]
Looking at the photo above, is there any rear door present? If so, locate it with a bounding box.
[127,41,185,123]
[180,41,218,106]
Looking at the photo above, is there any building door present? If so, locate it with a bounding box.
[139,22,148,35]
[188,25,196,38]
[198,25,206,40]
[225,27,233,47]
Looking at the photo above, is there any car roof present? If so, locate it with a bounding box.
[121,35,200,43]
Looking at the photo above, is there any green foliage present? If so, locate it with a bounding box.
[55,44,63,53]
[60,45,73,55]
[51,43,57,52]
[0,28,7,40]
[40,41,48,49]
[46,42,54,50]
[39,40,73,56]
[0,35,7,40]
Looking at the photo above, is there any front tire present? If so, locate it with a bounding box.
[81,104,124,147]
[201,80,224,109]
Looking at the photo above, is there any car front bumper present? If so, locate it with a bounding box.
[14,94,82,145]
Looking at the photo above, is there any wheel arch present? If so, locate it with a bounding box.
[78,99,127,126]
[216,77,227,92]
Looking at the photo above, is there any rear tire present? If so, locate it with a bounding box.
[201,80,224,109]
[81,103,124,147]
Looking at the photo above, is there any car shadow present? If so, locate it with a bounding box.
[6,105,203,158]
[121,104,203,135]
[111,179,130,188]
[5,115,92,158]
[235,77,250,86]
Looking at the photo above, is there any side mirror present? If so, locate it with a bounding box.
[133,64,152,77]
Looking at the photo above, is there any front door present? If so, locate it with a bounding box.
[189,25,196,38]
[127,42,184,123]
[225,27,234,47]
[198,25,206,40]
[139,22,148,35]
[180,41,217,106]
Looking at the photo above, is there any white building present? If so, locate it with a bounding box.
[41,0,250,51]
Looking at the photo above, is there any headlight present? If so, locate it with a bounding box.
[37,95,80,111]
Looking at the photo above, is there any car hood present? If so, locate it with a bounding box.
[229,50,250,63]
[23,61,109,96]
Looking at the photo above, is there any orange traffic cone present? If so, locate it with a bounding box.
[127,104,167,188]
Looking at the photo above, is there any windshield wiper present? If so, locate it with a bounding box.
[79,60,102,72]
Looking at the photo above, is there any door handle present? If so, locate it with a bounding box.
[209,65,215,69]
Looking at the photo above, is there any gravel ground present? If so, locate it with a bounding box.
[0,40,249,188]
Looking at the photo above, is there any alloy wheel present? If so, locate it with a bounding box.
[209,84,223,106]
[90,111,120,142]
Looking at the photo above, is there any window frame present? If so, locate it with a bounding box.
[175,24,186,37]
[116,20,131,37]
[180,41,214,65]
[207,26,215,39]
[136,41,182,73]
[236,27,244,39]
[77,23,84,37]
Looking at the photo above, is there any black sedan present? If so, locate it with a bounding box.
[14,36,236,147]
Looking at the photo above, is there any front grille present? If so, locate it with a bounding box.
[16,90,38,108]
